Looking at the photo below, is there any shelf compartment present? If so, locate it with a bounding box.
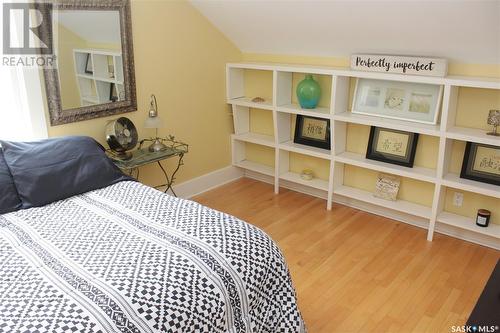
[234,160,274,177]
[226,66,273,109]
[81,96,98,103]
[333,112,441,137]
[92,53,113,79]
[276,104,331,119]
[334,185,432,219]
[446,126,500,146]
[275,71,333,111]
[437,212,500,239]
[335,151,436,183]
[442,173,500,199]
[232,139,275,178]
[232,133,275,148]
[95,81,112,103]
[280,171,329,191]
[452,87,500,133]
[279,141,331,160]
[74,51,90,75]
[227,97,273,110]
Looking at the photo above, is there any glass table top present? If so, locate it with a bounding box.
[108,144,187,170]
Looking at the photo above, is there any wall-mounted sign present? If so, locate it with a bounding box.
[351,54,448,77]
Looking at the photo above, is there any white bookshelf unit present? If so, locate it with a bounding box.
[226,62,500,249]
[73,49,124,106]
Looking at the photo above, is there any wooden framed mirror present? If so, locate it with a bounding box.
[43,0,136,125]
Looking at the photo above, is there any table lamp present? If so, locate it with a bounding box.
[486,109,500,136]
[144,94,167,152]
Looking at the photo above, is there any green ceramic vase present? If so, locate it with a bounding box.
[296,74,321,109]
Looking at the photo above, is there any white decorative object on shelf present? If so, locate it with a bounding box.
[226,62,500,249]
[352,78,443,125]
[251,97,265,103]
[374,173,401,201]
[351,54,448,77]
[486,109,500,136]
[300,169,314,181]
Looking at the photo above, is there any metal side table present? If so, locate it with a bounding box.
[108,138,188,196]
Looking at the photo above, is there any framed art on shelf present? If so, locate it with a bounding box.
[460,142,500,186]
[374,173,401,201]
[85,53,93,74]
[110,83,118,102]
[366,126,419,167]
[294,115,331,150]
[352,78,443,124]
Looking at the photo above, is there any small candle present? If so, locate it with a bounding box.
[476,209,491,227]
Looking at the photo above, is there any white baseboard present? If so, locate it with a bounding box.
[244,170,500,250]
[172,166,243,199]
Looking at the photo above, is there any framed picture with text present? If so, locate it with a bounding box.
[460,142,500,186]
[293,115,331,150]
[366,126,419,167]
[353,78,443,124]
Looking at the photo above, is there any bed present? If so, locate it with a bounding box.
[0,137,305,333]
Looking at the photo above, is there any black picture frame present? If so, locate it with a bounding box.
[110,83,118,102]
[460,142,500,186]
[366,126,419,168]
[84,53,93,74]
[293,115,331,150]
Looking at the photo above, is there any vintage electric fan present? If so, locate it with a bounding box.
[105,117,138,160]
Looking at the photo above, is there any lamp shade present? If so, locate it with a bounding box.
[144,116,163,129]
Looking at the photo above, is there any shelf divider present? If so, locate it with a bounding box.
[279,141,332,160]
[437,212,500,239]
[280,172,329,191]
[334,185,432,219]
[333,112,441,136]
[334,151,437,183]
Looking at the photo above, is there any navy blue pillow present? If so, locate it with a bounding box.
[0,149,22,214]
[1,136,133,208]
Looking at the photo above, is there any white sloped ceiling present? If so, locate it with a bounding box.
[190,0,500,64]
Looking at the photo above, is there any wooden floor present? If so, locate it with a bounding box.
[193,178,500,333]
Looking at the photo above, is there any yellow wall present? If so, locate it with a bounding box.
[245,143,275,168]
[57,25,86,109]
[242,52,500,223]
[455,87,500,130]
[46,0,242,187]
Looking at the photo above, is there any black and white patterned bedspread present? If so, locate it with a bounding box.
[0,181,305,333]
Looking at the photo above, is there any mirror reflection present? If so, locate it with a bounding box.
[55,10,125,110]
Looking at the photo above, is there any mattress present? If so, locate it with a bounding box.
[0,181,305,333]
